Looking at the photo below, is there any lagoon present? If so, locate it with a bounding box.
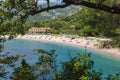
[4,39,120,76]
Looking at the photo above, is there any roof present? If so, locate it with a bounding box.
[29,27,50,31]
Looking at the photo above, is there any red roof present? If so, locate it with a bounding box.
[29,27,50,31]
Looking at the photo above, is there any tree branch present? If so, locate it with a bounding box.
[74,1,120,14]
[31,1,120,15]
[31,4,71,15]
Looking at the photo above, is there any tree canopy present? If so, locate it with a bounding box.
[0,0,120,79]
[0,0,119,36]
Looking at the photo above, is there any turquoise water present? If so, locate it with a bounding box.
[4,39,120,76]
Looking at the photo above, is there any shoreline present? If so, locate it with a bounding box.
[15,34,120,58]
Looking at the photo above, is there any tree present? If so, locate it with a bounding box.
[0,0,119,37]
[34,49,58,80]
[0,0,120,79]
[11,59,38,80]
[0,38,20,78]
[53,53,104,80]
[0,54,20,78]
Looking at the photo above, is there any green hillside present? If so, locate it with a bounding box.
[27,5,76,21]
[26,6,120,48]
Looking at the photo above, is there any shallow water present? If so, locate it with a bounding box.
[3,39,120,76]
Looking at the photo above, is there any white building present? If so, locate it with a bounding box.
[28,27,51,34]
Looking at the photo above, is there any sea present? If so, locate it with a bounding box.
[2,39,120,79]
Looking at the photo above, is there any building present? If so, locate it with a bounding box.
[28,27,51,34]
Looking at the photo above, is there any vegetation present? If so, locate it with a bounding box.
[3,49,120,80]
[0,0,120,80]
[27,6,120,47]
[11,59,38,80]
[34,49,58,80]
[0,0,119,47]
[0,0,120,36]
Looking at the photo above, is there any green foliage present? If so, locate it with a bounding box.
[0,48,120,80]
[34,49,58,80]
[106,73,120,80]
[0,0,119,38]
[11,59,38,80]
[0,0,39,36]
[34,3,120,47]
[0,52,20,78]
[0,0,120,79]
[110,37,120,47]
[82,25,97,36]
[53,53,104,80]
[51,29,60,34]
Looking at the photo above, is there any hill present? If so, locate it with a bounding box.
[27,4,77,21]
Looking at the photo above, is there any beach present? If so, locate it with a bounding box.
[15,34,120,57]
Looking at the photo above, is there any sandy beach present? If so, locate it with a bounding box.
[15,34,120,57]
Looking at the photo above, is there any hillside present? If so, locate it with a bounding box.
[27,5,77,21]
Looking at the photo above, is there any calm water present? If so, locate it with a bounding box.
[3,39,120,76]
